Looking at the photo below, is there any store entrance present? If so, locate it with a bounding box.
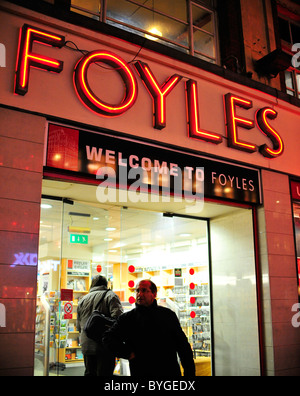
[34,179,261,376]
[34,190,211,376]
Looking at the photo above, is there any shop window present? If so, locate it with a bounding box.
[70,0,218,63]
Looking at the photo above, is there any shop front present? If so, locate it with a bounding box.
[33,122,262,376]
[0,2,299,376]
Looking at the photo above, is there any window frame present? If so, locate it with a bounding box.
[70,0,219,63]
[277,8,300,99]
[285,68,300,99]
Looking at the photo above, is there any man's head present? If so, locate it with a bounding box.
[90,275,108,289]
[135,279,157,307]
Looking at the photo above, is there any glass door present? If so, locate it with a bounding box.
[60,200,113,374]
[119,208,212,376]
[35,197,63,376]
[35,195,212,376]
[35,197,111,376]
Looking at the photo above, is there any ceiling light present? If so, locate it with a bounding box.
[104,238,113,241]
[145,27,162,41]
[105,227,116,231]
[41,203,52,209]
[179,233,191,237]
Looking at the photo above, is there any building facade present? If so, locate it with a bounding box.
[0,0,299,376]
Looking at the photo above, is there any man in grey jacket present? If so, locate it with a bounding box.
[77,275,123,376]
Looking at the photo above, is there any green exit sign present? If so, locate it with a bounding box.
[70,234,88,245]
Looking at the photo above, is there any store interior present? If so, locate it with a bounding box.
[35,179,261,376]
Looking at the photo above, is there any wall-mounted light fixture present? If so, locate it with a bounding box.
[255,49,292,78]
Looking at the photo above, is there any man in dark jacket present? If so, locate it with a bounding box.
[77,275,123,376]
[102,279,195,377]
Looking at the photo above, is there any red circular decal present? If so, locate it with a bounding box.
[128,280,135,288]
[128,265,135,273]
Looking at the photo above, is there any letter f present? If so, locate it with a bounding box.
[15,24,65,95]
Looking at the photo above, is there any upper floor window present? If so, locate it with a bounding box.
[70,0,218,63]
[277,6,300,98]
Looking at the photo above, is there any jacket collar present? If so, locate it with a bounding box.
[89,286,107,293]
[135,299,158,311]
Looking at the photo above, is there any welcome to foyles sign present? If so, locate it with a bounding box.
[46,124,261,207]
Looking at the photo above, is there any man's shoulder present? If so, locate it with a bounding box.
[156,305,177,317]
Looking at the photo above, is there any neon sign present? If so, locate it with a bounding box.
[14,24,284,158]
[15,24,64,95]
[185,80,223,144]
[256,107,284,158]
[134,61,181,129]
[73,50,137,116]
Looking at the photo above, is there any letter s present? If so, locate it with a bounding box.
[256,107,284,158]
[292,43,300,68]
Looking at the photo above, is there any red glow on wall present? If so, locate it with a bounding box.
[73,50,137,117]
[185,80,223,144]
[224,93,257,153]
[256,107,284,158]
[134,61,181,129]
[14,24,64,95]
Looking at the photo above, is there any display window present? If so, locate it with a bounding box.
[34,179,261,376]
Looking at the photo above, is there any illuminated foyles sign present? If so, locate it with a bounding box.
[15,24,64,95]
[73,50,137,116]
[14,24,284,159]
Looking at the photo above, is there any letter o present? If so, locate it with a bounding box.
[141,157,152,171]
[74,50,138,116]
[219,174,227,186]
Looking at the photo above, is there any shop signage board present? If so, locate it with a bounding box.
[61,288,73,302]
[46,123,261,205]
